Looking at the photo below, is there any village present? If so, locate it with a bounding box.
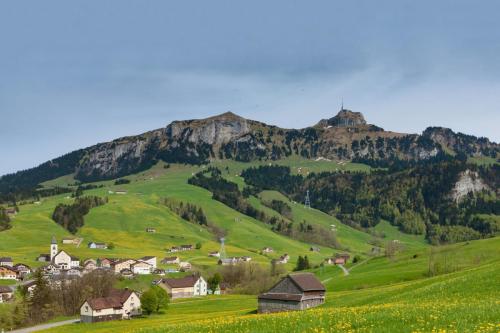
[0,236,351,324]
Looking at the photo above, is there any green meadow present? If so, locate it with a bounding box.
[40,237,500,333]
[1,158,499,332]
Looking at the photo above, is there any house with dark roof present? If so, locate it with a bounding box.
[139,256,157,269]
[0,266,17,280]
[0,286,14,303]
[13,263,31,278]
[159,275,207,299]
[80,289,141,323]
[258,273,326,313]
[0,257,13,267]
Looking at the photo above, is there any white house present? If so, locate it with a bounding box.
[80,289,141,323]
[0,257,13,267]
[160,275,207,299]
[193,276,207,296]
[53,250,80,269]
[88,242,107,249]
[161,256,180,265]
[139,256,156,269]
[131,261,152,275]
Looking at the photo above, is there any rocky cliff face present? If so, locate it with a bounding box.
[166,112,251,146]
[2,109,499,188]
[450,169,490,202]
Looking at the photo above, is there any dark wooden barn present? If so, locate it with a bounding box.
[258,273,326,313]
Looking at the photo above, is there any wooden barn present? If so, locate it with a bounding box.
[258,273,325,313]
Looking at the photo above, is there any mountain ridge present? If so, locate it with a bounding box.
[1,109,498,195]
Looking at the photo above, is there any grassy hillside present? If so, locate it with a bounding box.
[1,159,375,271]
[41,237,500,333]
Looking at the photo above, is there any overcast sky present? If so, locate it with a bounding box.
[1,1,499,176]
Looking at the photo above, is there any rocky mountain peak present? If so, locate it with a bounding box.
[166,111,251,146]
[315,108,368,128]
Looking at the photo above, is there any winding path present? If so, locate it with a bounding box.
[5,319,79,333]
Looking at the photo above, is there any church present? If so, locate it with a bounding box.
[37,236,80,270]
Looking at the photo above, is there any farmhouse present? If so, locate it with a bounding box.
[98,258,115,268]
[310,246,320,252]
[139,256,157,269]
[88,242,107,249]
[0,266,17,280]
[83,259,98,273]
[273,254,290,265]
[208,251,220,258]
[258,273,326,313]
[145,227,156,233]
[80,289,141,323]
[180,244,193,251]
[159,275,207,299]
[169,246,180,253]
[178,261,192,271]
[12,263,31,278]
[131,261,152,275]
[161,256,180,265]
[262,247,274,253]
[112,259,136,274]
[62,237,79,245]
[0,286,14,303]
[0,257,13,267]
[114,190,127,195]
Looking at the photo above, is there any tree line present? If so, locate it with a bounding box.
[52,196,108,234]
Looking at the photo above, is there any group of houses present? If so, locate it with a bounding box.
[0,256,32,281]
[35,237,160,278]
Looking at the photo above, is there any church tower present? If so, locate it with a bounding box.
[50,236,58,261]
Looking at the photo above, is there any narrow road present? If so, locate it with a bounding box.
[338,264,349,276]
[6,319,79,333]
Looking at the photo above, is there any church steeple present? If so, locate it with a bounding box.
[50,236,58,261]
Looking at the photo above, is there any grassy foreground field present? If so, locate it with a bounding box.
[41,237,500,333]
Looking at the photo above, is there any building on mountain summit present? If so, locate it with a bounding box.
[258,273,326,313]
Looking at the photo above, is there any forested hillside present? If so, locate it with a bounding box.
[241,160,500,244]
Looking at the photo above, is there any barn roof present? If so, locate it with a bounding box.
[162,275,199,288]
[288,273,325,292]
[86,296,123,310]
